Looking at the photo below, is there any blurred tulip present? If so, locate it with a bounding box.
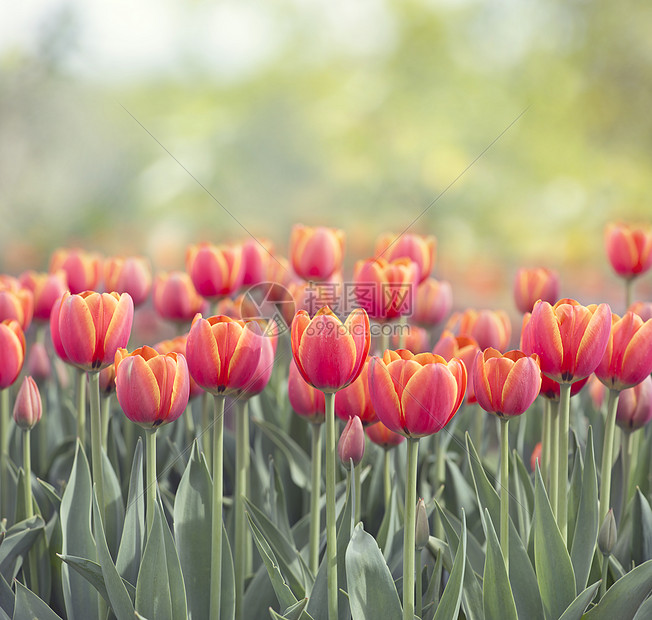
[51,291,134,372]
[104,256,153,307]
[530,442,542,472]
[186,243,244,299]
[0,278,33,331]
[338,415,365,468]
[289,224,344,282]
[237,325,277,398]
[629,301,652,322]
[473,348,542,418]
[605,222,652,280]
[595,311,652,391]
[368,350,466,438]
[0,319,26,388]
[389,325,430,353]
[19,270,68,322]
[288,359,325,423]
[153,271,208,323]
[353,257,418,321]
[291,307,370,393]
[523,298,611,383]
[13,376,42,430]
[242,238,273,287]
[216,296,242,319]
[155,335,204,400]
[334,358,376,424]
[27,342,51,385]
[365,419,404,448]
[413,278,452,327]
[615,376,652,432]
[185,315,262,396]
[588,375,606,410]
[49,247,102,293]
[433,330,481,403]
[539,373,588,401]
[374,232,436,284]
[513,267,560,314]
[448,308,511,352]
[115,345,190,429]
[99,364,116,396]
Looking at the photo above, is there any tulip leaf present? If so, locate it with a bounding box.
[58,554,136,604]
[482,509,517,620]
[633,592,652,619]
[174,441,212,620]
[0,515,44,583]
[375,479,399,560]
[631,488,652,566]
[558,581,600,620]
[101,449,125,559]
[584,558,652,619]
[60,442,99,620]
[507,516,544,620]
[116,438,145,587]
[570,427,598,593]
[566,445,584,552]
[91,485,136,620]
[0,572,14,618]
[12,580,63,620]
[432,509,466,620]
[533,465,576,620]
[159,498,189,620]
[465,432,500,526]
[345,523,402,620]
[269,597,315,620]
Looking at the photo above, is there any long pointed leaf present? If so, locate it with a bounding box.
[482,509,517,620]
[432,509,466,620]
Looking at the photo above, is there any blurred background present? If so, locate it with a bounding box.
[1,0,651,312]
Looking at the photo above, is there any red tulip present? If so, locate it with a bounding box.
[153,271,208,323]
[473,348,542,418]
[605,222,652,280]
[19,270,68,322]
[0,319,25,388]
[104,256,153,307]
[374,233,436,284]
[447,308,512,352]
[523,298,611,383]
[365,420,405,448]
[49,248,102,294]
[368,350,466,438]
[155,335,203,400]
[115,346,190,429]
[513,267,560,314]
[413,278,452,327]
[595,311,652,391]
[291,307,370,393]
[433,330,481,404]
[338,416,365,468]
[0,278,33,331]
[51,291,134,372]
[288,359,325,423]
[289,224,345,282]
[13,376,42,430]
[186,243,244,299]
[242,238,273,287]
[185,315,262,396]
[352,257,417,321]
[334,358,376,424]
[237,325,277,398]
[615,376,652,432]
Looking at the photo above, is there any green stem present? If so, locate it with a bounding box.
[403,438,419,620]
[88,372,105,522]
[202,391,212,471]
[550,405,560,518]
[383,448,392,513]
[0,388,8,516]
[500,419,510,572]
[324,392,338,620]
[145,429,157,536]
[600,389,620,525]
[235,400,249,620]
[23,429,39,593]
[101,394,111,452]
[541,399,551,488]
[625,278,634,311]
[76,369,86,447]
[310,422,323,575]
[621,431,633,509]
[210,395,225,620]
[558,383,571,543]
[600,554,609,600]
[474,406,486,457]
[354,460,362,525]
[416,548,423,619]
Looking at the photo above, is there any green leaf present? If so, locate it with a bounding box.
[345,523,402,620]
[12,580,63,620]
[375,481,399,560]
[0,572,14,618]
[174,441,211,620]
[432,509,466,620]
[59,442,99,620]
[101,449,125,559]
[482,509,517,620]
[507,516,544,620]
[584,558,652,619]
[466,432,500,526]
[631,489,652,566]
[160,499,189,620]
[633,591,652,619]
[92,486,136,619]
[0,515,44,582]
[570,426,598,593]
[58,554,136,604]
[558,581,600,620]
[566,435,584,552]
[533,465,576,620]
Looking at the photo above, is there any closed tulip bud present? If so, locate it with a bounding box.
[598,509,617,556]
[415,498,429,550]
[186,242,244,299]
[104,256,153,307]
[288,360,325,423]
[27,341,51,385]
[153,271,208,323]
[374,232,436,284]
[49,247,102,294]
[290,224,345,282]
[13,376,42,430]
[338,415,365,469]
[365,420,404,448]
[242,238,273,287]
[447,308,511,352]
[413,278,452,327]
[605,222,652,280]
[0,319,25,388]
[513,267,560,314]
[615,376,652,432]
[19,270,68,322]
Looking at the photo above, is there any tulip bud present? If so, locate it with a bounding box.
[13,376,42,430]
[338,416,365,469]
[415,498,430,550]
[598,508,617,556]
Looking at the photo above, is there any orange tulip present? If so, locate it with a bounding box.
[334,358,376,424]
[153,271,208,323]
[374,232,436,284]
[605,222,652,280]
[19,270,67,322]
[0,319,25,388]
[0,277,33,331]
[513,267,559,314]
[288,359,325,423]
[365,419,405,448]
[447,308,512,352]
[104,256,153,307]
[289,224,345,282]
[433,330,481,403]
[413,278,452,326]
[186,242,244,299]
[49,248,102,294]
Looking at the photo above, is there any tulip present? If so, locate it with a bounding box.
[616,376,652,433]
[104,256,153,307]
[155,336,203,400]
[13,376,42,431]
[413,278,452,327]
[338,415,365,468]
[19,270,68,323]
[433,331,481,404]
[0,279,33,331]
[288,360,325,423]
[334,358,376,425]
[49,247,102,294]
[374,232,436,284]
[629,301,652,322]
[153,271,208,323]
[241,238,273,287]
[27,342,51,385]
[531,442,542,472]
[366,420,405,448]
[289,224,345,282]
[186,242,244,299]
[513,267,560,314]
[448,308,512,352]
[0,319,25,389]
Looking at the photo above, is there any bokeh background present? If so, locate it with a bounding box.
[2,0,651,314]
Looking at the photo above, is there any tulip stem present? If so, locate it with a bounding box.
[0,388,8,515]
[76,369,86,447]
[88,372,105,523]
[324,391,338,620]
[101,394,111,452]
[310,422,322,575]
[210,395,225,620]
[22,429,39,594]
[550,404,559,518]
[415,548,423,620]
[145,429,157,536]
[557,382,571,543]
[500,419,510,573]
[354,459,362,525]
[625,278,633,311]
[600,389,620,526]
[542,399,551,489]
[235,400,249,620]
[621,431,633,506]
[383,448,392,513]
[403,437,419,620]
[202,391,212,471]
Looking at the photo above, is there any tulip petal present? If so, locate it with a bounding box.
[530,301,563,380]
[186,317,222,392]
[619,318,652,388]
[103,294,134,366]
[116,356,160,425]
[574,303,611,380]
[501,357,542,416]
[60,294,96,368]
